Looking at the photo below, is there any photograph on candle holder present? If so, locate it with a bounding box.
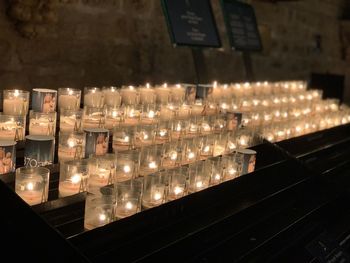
[24,135,55,167]
[60,109,83,133]
[102,86,121,107]
[84,87,104,108]
[84,128,109,158]
[15,167,50,206]
[59,159,89,198]
[3,89,30,115]
[58,87,81,111]
[31,88,57,113]
[58,132,85,163]
[235,149,256,175]
[115,179,143,220]
[142,172,167,210]
[29,110,57,136]
[84,188,115,230]
[0,114,26,141]
[0,141,16,175]
[184,84,196,104]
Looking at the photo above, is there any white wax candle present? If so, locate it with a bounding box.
[84,91,103,107]
[3,98,28,115]
[59,95,79,110]
[0,122,17,140]
[60,116,77,132]
[191,104,204,116]
[155,87,171,104]
[168,185,185,201]
[177,105,190,119]
[89,169,110,188]
[139,88,156,104]
[58,146,77,162]
[29,119,54,136]
[115,201,138,219]
[18,190,43,206]
[104,90,121,107]
[171,85,185,103]
[120,87,138,105]
[59,180,81,197]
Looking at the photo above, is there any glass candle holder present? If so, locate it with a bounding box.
[138,84,156,105]
[112,126,135,152]
[191,100,205,116]
[170,84,186,104]
[58,88,81,111]
[84,187,115,230]
[225,132,238,154]
[155,121,171,144]
[3,89,30,115]
[82,106,105,129]
[84,87,104,108]
[24,135,55,167]
[104,106,123,130]
[31,88,57,113]
[58,159,89,197]
[60,109,83,133]
[29,111,57,136]
[0,141,16,175]
[142,172,167,209]
[102,86,121,107]
[139,146,162,176]
[15,167,50,206]
[84,128,109,157]
[115,179,143,219]
[181,138,200,165]
[176,103,191,119]
[203,101,218,116]
[161,141,181,168]
[236,129,252,149]
[214,132,228,157]
[115,151,140,182]
[208,158,224,186]
[185,117,200,138]
[171,119,188,140]
[87,154,117,193]
[140,104,159,125]
[134,125,155,148]
[155,84,171,104]
[222,154,242,181]
[198,116,213,135]
[0,114,26,141]
[167,167,188,201]
[199,135,214,160]
[188,161,210,193]
[58,132,85,163]
[120,85,139,105]
[122,105,141,126]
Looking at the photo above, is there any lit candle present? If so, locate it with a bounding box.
[139,84,156,104]
[0,117,25,141]
[155,84,171,104]
[103,87,121,107]
[29,111,56,136]
[17,181,44,206]
[120,86,138,105]
[84,88,104,107]
[58,88,81,110]
[59,173,84,197]
[191,101,204,116]
[170,84,186,103]
[3,89,29,115]
[115,199,138,219]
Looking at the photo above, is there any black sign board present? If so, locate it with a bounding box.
[221,0,262,51]
[161,0,221,48]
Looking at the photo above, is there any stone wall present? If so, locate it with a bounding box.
[0,0,348,101]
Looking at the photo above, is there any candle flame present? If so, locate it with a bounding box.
[67,138,76,148]
[188,152,195,159]
[27,182,34,191]
[196,181,203,189]
[125,201,133,210]
[148,161,157,169]
[14,89,20,97]
[146,83,150,89]
[123,165,131,173]
[71,174,81,184]
[174,186,183,195]
[153,192,162,201]
[99,213,106,222]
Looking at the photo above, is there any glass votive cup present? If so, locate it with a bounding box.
[29,110,57,136]
[213,115,227,134]
[140,104,159,125]
[24,135,55,167]
[134,125,155,148]
[60,109,83,133]
[170,84,186,104]
[87,154,117,193]
[58,87,81,111]
[122,105,141,126]
[31,88,57,113]
[191,100,204,116]
[58,132,85,163]
[225,131,237,154]
[0,141,16,175]
[199,135,214,160]
[181,138,200,165]
[235,149,257,175]
[115,179,143,219]
[0,114,26,141]
[84,87,104,108]
[188,161,210,193]
[161,141,181,169]
[15,167,50,206]
[104,106,123,130]
[236,129,253,149]
[159,104,176,121]
[155,121,171,144]
[58,159,89,197]
[112,126,135,152]
[176,103,191,119]
[213,132,227,157]
[120,85,139,105]
[82,106,105,129]
[3,89,30,115]
[102,86,121,107]
[171,119,188,140]
[138,85,156,105]
[198,116,213,135]
[208,158,224,186]
[185,116,200,138]
[142,173,167,209]
[139,145,162,177]
[167,167,188,201]
[222,154,242,181]
[84,187,115,230]
[155,84,171,104]
[115,151,140,182]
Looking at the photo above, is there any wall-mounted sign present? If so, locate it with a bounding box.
[161,0,221,48]
[221,0,262,51]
